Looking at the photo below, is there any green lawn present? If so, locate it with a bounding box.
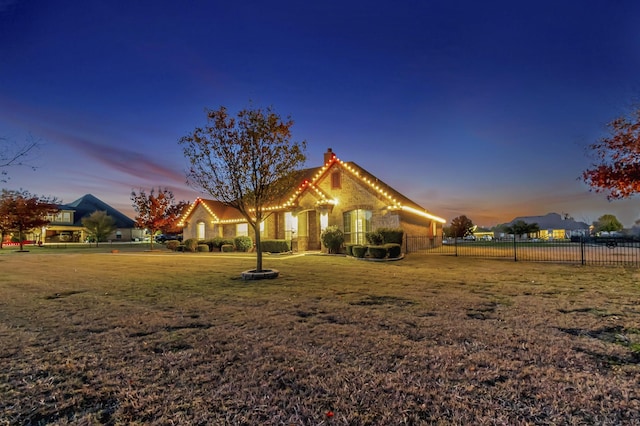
[1,250,639,424]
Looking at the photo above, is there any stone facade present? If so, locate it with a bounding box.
[179,149,445,249]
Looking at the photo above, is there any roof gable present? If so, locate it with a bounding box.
[290,156,445,223]
[178,198,245,225]
[61,194,135,228]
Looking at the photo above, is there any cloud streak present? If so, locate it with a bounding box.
[62,134,186,184]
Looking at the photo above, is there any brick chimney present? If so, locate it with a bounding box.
[324,148,335,164]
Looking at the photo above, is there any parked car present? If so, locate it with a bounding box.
[155,234,183,243]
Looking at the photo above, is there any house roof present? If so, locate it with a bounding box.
[293,155,445,222]
[179,150,446,225]
[508,213,589,230]
[57,194,135,228]
[181,198,246,223]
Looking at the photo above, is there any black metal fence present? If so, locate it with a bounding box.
[405,236,640,267]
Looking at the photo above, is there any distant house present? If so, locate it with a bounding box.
[179,148,445,250]
[505,213,590,239]
[45,194,141,242]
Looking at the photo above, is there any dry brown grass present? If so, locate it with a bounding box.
[1,251,639,425]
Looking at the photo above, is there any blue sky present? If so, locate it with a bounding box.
[1,0,639,226]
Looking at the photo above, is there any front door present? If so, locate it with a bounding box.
[307,210,320,250]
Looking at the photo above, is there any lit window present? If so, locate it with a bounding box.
[197,222,206,240]
[284,212,297,240]
[320,212,329,231]
[343,209,371,244]
[236,223,248,236]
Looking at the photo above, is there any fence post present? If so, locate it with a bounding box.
[513,236,517,262]
[405,236,408,254]
[581,237,585,265]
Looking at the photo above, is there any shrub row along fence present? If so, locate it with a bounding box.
[405,236,640,267]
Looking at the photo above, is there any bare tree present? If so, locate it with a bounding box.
[0,135,40,182]
[179,105,306,273]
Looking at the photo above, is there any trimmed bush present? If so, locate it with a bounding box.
[366,231,384,245]
[221,244,234,252]
[205,237,234,251]
[385,243,402,258]
[260,239,290,253]
[197,244,210,252]
[234,236,253,252]
[352,245,367,258]
[368,245,388,259]
[166,240,181,251]
[183,238,199,252]
[345,243,358,256]
[377,228,404,245]
[321,226,344,254]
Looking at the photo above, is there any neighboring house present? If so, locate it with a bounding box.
[504,213,590,239]
[179,148,446,250]
[44,194,142,242]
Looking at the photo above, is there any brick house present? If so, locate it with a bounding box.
[179,149,445,250]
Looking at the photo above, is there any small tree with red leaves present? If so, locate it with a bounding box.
[131,188,188,250]
[582,108,640,199]
[0,189,58,251]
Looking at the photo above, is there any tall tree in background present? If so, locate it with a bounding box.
[0,189,58,251]
[593,214,623,234]
[448,215,475,238]
[504,220,540,239]
[81,210,117,247]
[180,105,306,273]
[131,187,188,250]
[0,135,40,182]
[582,107,640,199]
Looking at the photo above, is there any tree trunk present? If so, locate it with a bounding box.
[18,226,24,251]
[255,227,262,272]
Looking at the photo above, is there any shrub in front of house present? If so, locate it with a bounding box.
[205,237,234,251]
[345,243,358,256]
[183,238,199,252]
[260,240,290,253]
[197,244,210,252]
[368,245,388,259]
[366,231,384,245]
[221,244,234,252]
[385,243,402,258]
[321,226,344,254]
[352,245,367,258]
[378,228,404,245]
[234,236,253,252]
[166,240,181,251]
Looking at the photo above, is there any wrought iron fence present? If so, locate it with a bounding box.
[405,236,640,267]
